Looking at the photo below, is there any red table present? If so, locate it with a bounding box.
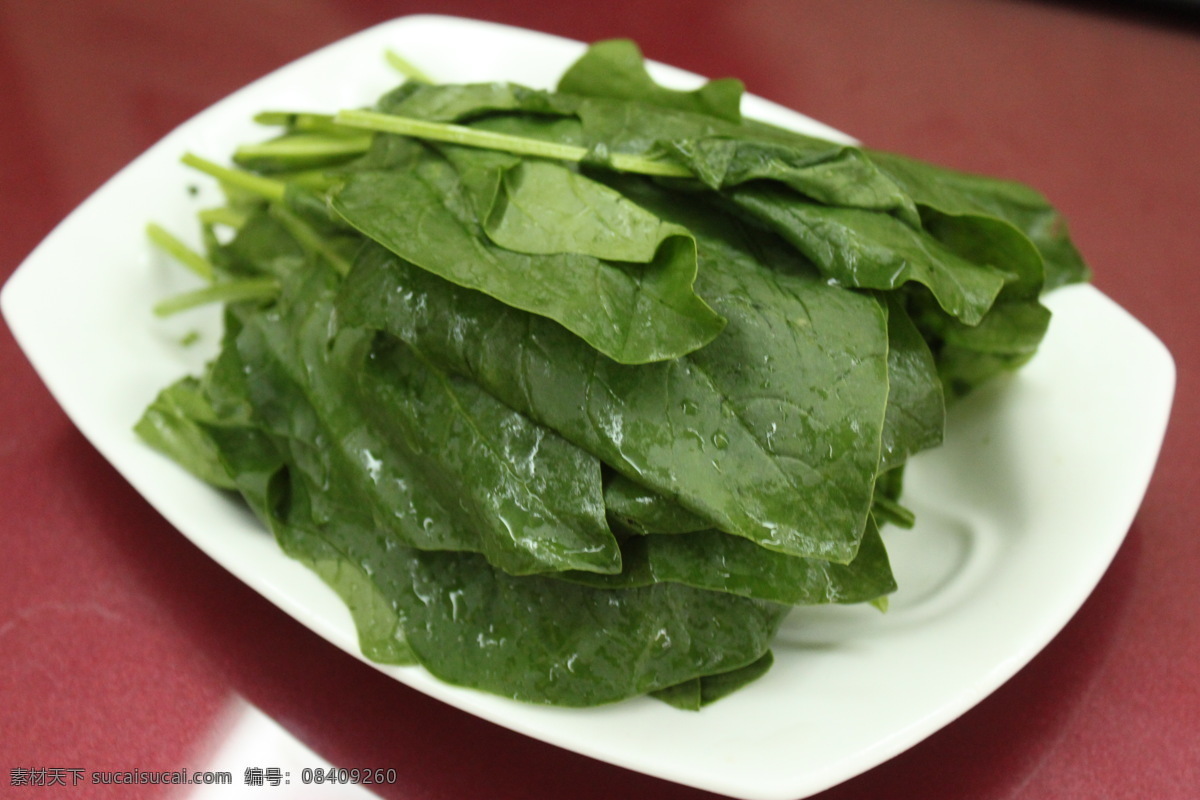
[2,1,1197,798]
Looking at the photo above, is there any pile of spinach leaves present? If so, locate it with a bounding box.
[137,40,1088,709]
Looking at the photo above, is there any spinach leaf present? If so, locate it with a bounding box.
[339,191,890,563]
[602,290,939,535]
[225,444,417,666]
[329,146,726,364]
[377,80,575,125]
[470,157,690,262]
[651,651,775,710]
[249,420,790,706]
[868,150,1090,290]
[913,290,1052,398]
[224,237,621,576]
[604,472,711,536]
[561,514,896,607]
[135,376,239,490]
[137,307,419,666]
[879,292,945,471]
[666,137,921,226]
[720,184,1007,325]
[276,479,417,666]
[557,38,744,123]
[389,547,789,706]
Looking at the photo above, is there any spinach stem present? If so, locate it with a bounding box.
[181,153,287,202]
[146,223,214,282]
[384,49,433,83]
[197,206,249,229]
[276,169,342,192]
[332,109,693,178]
[152,278,280,317]
[234,132,373,163]
[871,495,916,529]
[253,111,338,131]
[269,202,353,277]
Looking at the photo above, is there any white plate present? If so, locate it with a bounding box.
[1,15,1175,800]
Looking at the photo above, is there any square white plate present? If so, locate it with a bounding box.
[1,15,1175,800]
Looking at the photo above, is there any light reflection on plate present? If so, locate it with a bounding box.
[1,15,1174,800]
[179,700,376,800]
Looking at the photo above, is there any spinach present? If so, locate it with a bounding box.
[654,651,776,710]
[337,222,891,564]
[137,39,1089,708]
[383,547,789,706]
[218,307,790,705]
[557,38,745,123]
[867,149,1090,291]
[559,515,896,607]
[245,257,622,577]
[135,376,239,490]
[330,144,727,364]
[603,472,712,536]
[717,184,1007,325]
[666,137,922,225]
[878,292,945,471]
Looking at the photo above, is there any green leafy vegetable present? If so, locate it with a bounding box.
[337,228,890,563]
[329,145,726,364]
[557,38,745,123]
[239,241,622,576]
[137,39,1089,709]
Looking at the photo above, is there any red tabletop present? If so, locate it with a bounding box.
[2,1,1197,798]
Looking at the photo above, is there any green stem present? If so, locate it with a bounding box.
[197,206,249,229]
[253,111,338,131]
[146,223,214,282]
[871,495,916,530]
[153,278,280,317]
[269,203,353,277]
[384,49,433,83]
[275,168,343,193]
[332,109,693,178]
[181,153,287,202]
[235,132,372,160]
